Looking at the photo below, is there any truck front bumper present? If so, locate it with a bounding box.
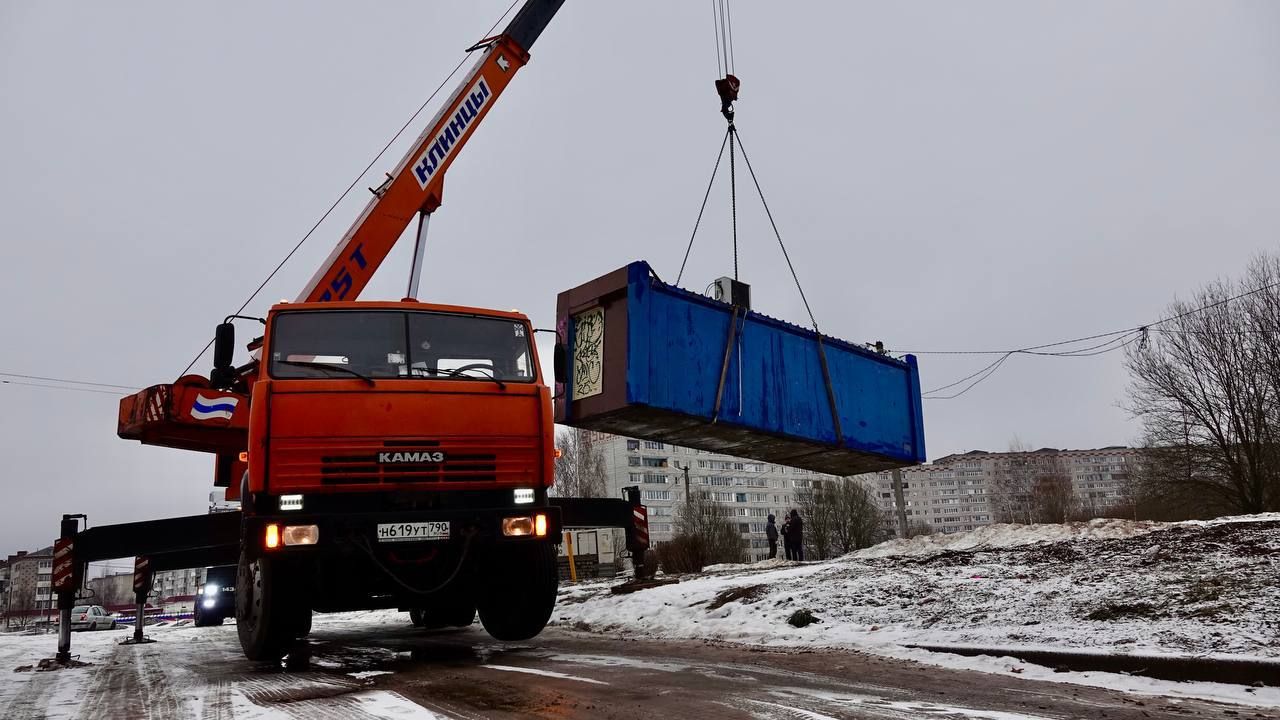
[242,499,563,556]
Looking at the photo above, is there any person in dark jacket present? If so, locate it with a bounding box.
[765,514,779,559]
[780,514,793,560]
[784,509,804,561]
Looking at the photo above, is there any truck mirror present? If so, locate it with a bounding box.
[211,322,236,388]
[553,343,567,386]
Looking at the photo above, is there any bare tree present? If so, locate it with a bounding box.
[797,478,883,558]
[991,439,1037,524]
[673,491,747,565]
[552,428,608,498]
[1030,473,1076,524]
[1125,254,1280,515]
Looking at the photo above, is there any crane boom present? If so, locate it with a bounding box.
[298,0,564,304]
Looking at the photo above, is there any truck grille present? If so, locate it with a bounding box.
[271,437,536,488]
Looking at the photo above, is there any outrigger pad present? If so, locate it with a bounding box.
[554,261,926,475]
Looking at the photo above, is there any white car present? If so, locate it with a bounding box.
[70,605,116,631]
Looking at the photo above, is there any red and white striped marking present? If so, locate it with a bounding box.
[133,555,152,592]
[51,538,75,592]
[633,506,649,547]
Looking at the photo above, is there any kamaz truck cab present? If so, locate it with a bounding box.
[222,300,562,659]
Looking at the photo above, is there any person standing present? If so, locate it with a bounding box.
[785,509,805,561]
[781,513,793,560]
[765,514,779,559]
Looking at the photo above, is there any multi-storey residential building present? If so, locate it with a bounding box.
[3,547,54,627]
[590,432,854,561]
[153,568,208,603]
[860,446,1141,536]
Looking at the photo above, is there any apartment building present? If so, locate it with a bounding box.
[590,432,849,561]
[860,446,1141,536]
[3,547,54,627]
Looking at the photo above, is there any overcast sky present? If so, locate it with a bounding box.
[2,1,1278,554]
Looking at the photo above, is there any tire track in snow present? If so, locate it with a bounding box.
[2,671,61,719]
[76,643,192,720]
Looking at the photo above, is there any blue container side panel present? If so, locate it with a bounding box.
[625,262,653,408]
[905,355,927,463]
[622,269,923,466]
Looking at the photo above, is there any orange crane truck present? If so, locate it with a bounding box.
[48,0,653,664]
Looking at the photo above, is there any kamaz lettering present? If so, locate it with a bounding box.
[411,77,492,188]
[378,451,445,464]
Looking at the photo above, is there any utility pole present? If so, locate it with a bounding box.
[891,468,909,538]
[683,465,691,504]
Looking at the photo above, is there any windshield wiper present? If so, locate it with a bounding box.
[278,360,375,386]
[440,368,507,390]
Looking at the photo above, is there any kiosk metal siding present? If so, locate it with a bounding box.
[557,262,926,472]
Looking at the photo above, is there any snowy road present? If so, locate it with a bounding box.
[3,615,1274,719]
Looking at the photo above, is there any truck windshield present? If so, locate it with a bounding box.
[269,311,535,383]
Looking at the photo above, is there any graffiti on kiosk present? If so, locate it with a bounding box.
[572,308,604,399]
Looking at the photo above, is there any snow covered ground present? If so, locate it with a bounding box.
[552,513,1280,706]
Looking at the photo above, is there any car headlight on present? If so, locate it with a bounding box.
[203,583,219,597]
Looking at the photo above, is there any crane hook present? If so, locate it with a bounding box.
[715,74,740,124]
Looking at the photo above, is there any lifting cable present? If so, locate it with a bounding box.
[682,2,842,441]
[174,0,523,381]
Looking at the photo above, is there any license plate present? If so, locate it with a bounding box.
[376,521,450,543]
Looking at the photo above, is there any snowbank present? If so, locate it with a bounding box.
[553,513,1280,703]
[854,512,1280,559]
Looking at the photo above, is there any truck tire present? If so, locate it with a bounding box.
[477,543,557,641]
[444,604,476,628]
[236,550,306,662]
[295,610,312,639]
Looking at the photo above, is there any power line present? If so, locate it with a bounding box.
[174,0,524,381]
[913,278,1280,400]
[898,278,1280,357]
[1,380,126,396]
[0,372,138,391]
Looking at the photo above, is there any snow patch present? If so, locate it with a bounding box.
[481,664,609,685]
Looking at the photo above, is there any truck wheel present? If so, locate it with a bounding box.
[295,610,312,639]
[236,550,304,662]
[477,543,557,641]
[445,603,476,628]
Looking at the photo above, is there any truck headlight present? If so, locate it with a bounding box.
[282,524,319,546]
[503,516,533,536]
[202,598,216,609]
[503,514,549,537]
[514,488,534,505]
[203,583,219,597]
[279,494,304,511]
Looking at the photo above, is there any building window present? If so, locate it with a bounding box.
[643,473,669,484]
[642,490,671,501]
[628,457,641,467]
[642,457,668,468]
[644,441,665,450]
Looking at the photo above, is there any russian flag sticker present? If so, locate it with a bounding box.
[191,394,239,421]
